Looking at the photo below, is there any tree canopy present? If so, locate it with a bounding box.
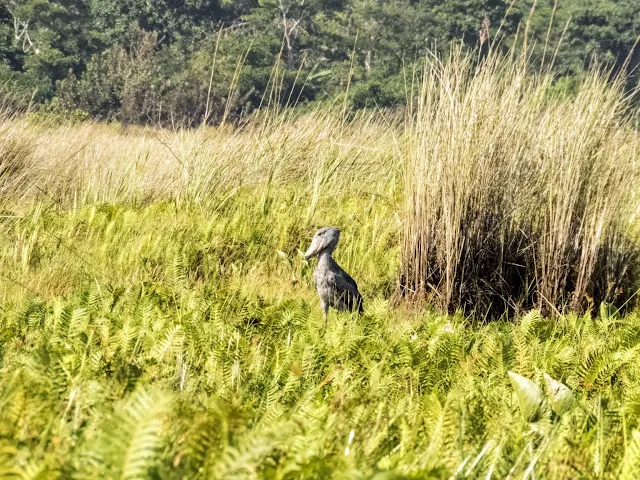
[0,0,638,124]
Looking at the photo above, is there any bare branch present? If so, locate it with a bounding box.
[10,12,38,54]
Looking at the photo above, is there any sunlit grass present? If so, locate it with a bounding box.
[2,49,640,478]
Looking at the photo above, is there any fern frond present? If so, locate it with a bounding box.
[511,330,536,378]
[0,444,22,479]
[86,281,103,313]
[151,324,185,362]
[519,309,541,339]
[68,307,89,339]
[619,430,640,480]
[85,386,172,480]
[22,299,46,329]
[172,254,188,289]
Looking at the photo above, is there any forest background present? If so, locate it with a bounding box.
[1,0,639,125]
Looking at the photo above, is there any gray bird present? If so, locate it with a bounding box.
[304,227,363,325]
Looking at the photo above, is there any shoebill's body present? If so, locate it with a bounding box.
[304,227,363,324]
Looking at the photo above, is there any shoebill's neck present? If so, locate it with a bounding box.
[318,251,333,266]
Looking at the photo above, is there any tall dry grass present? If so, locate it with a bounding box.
[401,48,640,317]
[0,108,401,212]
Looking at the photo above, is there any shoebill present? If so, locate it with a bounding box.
[304,227,363,325]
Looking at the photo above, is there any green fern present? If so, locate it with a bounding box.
[172,255,188,290]
[619,430,640,479]
[519,309,541,339]
[83,386,172,479]
[3,173,640,478]
[0,445,22,479]
[151,325,185,362]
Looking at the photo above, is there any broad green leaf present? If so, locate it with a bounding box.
[543,373,576,415]
[508,371,544,422]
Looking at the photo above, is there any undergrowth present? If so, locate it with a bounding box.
[2,196,640,478]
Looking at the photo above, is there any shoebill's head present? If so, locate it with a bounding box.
[304,227,341,260]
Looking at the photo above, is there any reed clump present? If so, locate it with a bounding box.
[401,48,640,317]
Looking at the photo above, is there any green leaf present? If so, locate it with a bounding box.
[508,371,545,422]
[543,373,576,415]
[308,69,333,81]
[0,445,22,478]
[600,301,614,320]
[277,249,292,266]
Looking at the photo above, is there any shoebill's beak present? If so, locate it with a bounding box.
[304,235,323,260]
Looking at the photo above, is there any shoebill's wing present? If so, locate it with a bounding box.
[331,268,363,313]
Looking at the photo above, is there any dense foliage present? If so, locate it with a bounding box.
[0,0,639,124]
[4,196,640,478]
